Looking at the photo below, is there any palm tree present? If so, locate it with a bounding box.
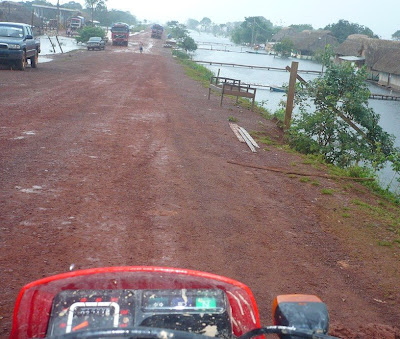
[85,0,106,26]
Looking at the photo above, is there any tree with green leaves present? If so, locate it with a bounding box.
[166,21,197,53]
[85,0,106,26]
[96,9,137,26]
[289,53,399,175]
[274,38,294,57]
[324,19,378,43]
[61,1,82,10]
[167,21,188,40]
[392,30,400,40]
[200,17,212,31]
[179,36,197,52]
[230,16,276,45]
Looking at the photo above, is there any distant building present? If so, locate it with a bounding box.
[372,49,400,89]
[271,28,338,58]
[335,35,400,90]
[271,27,297,42]
[32,4,80,29]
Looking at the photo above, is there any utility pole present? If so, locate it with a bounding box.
[251,17,255,47]
[284,61,299,130]
[319,35,328,75]
[56,0,60,35]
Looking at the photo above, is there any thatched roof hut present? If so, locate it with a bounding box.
[335,34,370,57]
[271,27,297,42]
[291,30,338,55]
[364,38,400,67]
[272,28,338,55]
[372,49,400,75]
[336,35,400,75]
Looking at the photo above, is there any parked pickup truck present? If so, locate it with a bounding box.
[0,22,41,70]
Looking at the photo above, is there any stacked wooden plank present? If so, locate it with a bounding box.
[229,123,260,153]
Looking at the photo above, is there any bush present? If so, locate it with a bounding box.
[172,50,190,59]
[75,26,106,43]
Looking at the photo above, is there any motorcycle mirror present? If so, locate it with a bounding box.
[272,294,329,339]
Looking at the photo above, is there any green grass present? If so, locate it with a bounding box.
[350,198,400,236]
[299,177,311,183]
[286,140,400,204]
[342,183,354,191]
[228,116,238,122]
[252,133,276,146]
[378,240,393,247]
[324,162,398,204]
[235,97,272,119]
[173,50,214,87]
[273,108,285,128]
[321,188,334,195]
[351,199,374,210]
[302,159,314,165]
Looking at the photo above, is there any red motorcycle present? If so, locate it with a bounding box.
[10,266,339,338]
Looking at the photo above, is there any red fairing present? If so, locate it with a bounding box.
[10,266,260,339]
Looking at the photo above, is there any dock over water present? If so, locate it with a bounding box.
[193,60,322,75]
[369,93,400,101]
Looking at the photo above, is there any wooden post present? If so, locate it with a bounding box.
[220,84,225,106]
[284,61,299,130]
[47,35,56,53]
[55,35,64,53]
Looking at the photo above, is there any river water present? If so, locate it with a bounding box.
[191,31,400,193]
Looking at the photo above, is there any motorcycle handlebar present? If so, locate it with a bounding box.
[44,326,340,339]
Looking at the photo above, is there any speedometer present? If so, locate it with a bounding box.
[47,289,231,338]
[47,290,136,336]
[66,301,119,333]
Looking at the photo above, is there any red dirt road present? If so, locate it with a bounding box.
[1,31,399,338]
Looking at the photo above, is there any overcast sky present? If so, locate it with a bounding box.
[43,0,399,39]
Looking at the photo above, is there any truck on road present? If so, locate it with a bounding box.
[111,22,130,46]
[151,24,163,39]
[68,16,85,33]
[0,22,41,70]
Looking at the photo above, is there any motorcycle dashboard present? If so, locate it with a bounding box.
[47,289,231,338]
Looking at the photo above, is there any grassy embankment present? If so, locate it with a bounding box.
[172,49,400,247]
